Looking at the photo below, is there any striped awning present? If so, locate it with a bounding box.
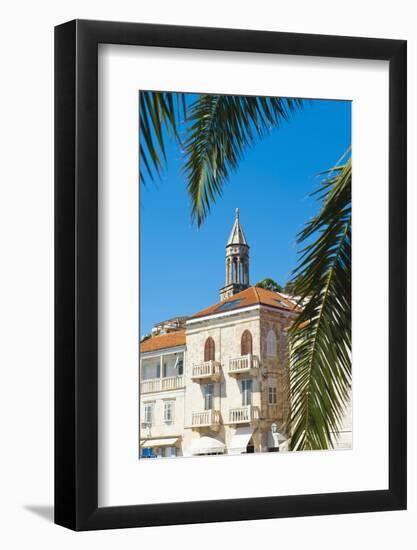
[141,438,178,448]
[190,436,225,455]
[228,426,253,455]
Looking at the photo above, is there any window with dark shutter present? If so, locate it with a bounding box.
[204,337,215,361]
[241,330,253,355]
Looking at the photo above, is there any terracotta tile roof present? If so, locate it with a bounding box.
[140,330,186,353]
[190,286,302,320]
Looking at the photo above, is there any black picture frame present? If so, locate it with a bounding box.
[55,19,407,531]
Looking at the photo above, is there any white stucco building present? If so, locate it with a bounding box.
[139,209,351,458]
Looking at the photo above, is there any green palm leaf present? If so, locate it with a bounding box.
[139,91,185,183]
[289,154,351,451]
[183,94,302,225]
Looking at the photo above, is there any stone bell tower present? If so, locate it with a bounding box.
[219,208,250,301]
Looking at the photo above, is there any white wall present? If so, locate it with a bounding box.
[0,1,415,548]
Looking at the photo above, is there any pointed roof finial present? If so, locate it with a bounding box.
[227,207,248,246]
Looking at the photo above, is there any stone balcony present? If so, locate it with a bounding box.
[191,360,221,382]
[228,354,260,376]
[228,405,260,424]
[140,375,185,395]
[191,409,221,429]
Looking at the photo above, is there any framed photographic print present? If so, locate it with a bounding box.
[55,19,407,531]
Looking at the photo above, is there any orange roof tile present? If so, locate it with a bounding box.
[190,286,302,320]
[140,330,186,353]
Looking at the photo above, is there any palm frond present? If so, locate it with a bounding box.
[289,155,351,451]
[139,91,185,183]
[183,95,303,225]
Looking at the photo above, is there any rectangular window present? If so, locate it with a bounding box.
[268,386,277,404]
[165,446,177,458]
[156,446,178,458]
[162,362,167,378]
[241,379,253,406]
[163,400,175,423]
[204,384,214,410]
[143,403,153,425]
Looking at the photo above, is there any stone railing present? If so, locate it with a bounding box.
[191,409,221,428]
[228,405,260,424]
[140,375,184,394]
[161,375,184,391]
[140,378,160,394]
[191,360,221,380]
[228,354,259,374]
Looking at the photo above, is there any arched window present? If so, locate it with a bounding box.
[266,329,277,356]
[204,337,215,362]
[241,330,253,356]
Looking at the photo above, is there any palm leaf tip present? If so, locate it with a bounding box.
[183,94,303,226]
[139,91,184,183]
[289,155,351,451]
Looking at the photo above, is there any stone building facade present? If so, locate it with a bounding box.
[139,210,351,458]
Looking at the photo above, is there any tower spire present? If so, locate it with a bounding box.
[219,208,250,301]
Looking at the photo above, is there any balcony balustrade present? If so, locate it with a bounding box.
[140,375,184,394]
[228,405,260,424]
[191,409,221,428]
[191,360,221,381]
[228,354,259,375]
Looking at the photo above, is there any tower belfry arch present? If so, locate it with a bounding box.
[219,208,250,301]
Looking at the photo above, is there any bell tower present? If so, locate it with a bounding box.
[219,208,250,301]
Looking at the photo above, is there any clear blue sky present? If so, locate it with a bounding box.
[140,96,351,336]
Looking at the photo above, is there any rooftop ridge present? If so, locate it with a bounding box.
[140,330,186,353]
[192,285,301,320]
